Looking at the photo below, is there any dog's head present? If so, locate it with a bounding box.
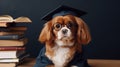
[39,15,91,52]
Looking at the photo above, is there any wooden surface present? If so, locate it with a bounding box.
[17,58,120,67]
[88,59,120,67]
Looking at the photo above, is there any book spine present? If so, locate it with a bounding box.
[0,26,27,32]
[0,27,10,31]
[9,26,27,31]
[0,31,24,36]
[0,38,27,47]
[0,34,24,40]
[0,47,25,51]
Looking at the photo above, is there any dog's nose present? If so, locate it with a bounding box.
[62,29,68,34]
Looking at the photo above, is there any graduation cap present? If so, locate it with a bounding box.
[41,5,87,21]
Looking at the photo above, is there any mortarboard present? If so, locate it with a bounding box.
[41,5,87,21]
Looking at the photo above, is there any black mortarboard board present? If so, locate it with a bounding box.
[41,5,87,21]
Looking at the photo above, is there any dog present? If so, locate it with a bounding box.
[39,15,91,67]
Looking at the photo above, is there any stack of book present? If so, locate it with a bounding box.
[0,15,32,67]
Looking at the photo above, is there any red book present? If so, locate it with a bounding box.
[0,46,25,51]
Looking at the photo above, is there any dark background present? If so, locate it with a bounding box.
[0,0,120,59]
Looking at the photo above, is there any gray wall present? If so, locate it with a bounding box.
[0,0,120,59]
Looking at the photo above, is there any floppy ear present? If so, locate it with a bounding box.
[75,17,91,45]
[38,21,53,43]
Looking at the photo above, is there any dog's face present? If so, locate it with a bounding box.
[52,15,78,47]
[39,15,91,50]
[53,16,76,40]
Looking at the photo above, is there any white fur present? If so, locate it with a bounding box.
[55,40,65,46]
[52,46,70,67]
[57,27,71,40]
[55,39,74,47]
[71,66,78,67]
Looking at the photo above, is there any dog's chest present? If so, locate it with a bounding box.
[52,47,70,66]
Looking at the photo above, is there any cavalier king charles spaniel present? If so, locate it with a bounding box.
[39,15,91,67]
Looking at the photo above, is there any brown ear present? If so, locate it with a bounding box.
[75,17,91,45]
[38,21,53,43]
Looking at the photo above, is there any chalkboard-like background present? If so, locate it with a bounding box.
[0,0,120,59]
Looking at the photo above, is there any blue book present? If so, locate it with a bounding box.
[0,34,24,40]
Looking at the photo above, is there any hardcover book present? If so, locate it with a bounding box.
[0,15,32,23]
[0,34,24,40]
[0,53,29,62]
[8,26,27,31]
[0,31,24,36]
[0,53,29,67]
[0,38,28,46]
[0,26,27,32]
[0,50,25,58]
[0,46,25,51]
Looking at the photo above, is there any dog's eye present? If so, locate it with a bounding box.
[55,23,61,28]
[66,22,73,29]
[54,23,62,30]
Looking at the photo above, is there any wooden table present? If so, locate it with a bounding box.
[17,58,120,67]
[88,59,120,67]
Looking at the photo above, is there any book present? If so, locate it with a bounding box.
[0,38,28,46]
[0,34,24,40]
[0,53,29,62]
[9,26,27,31]
[0,46,25,51]
[0,50,25,58]
[0,54,29,67]
[0,26,27,32]
[0,15,32,23]
[0,58,19,63]
[0,31,24,36]
[0,63,16,67]
[0,22,10,27]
